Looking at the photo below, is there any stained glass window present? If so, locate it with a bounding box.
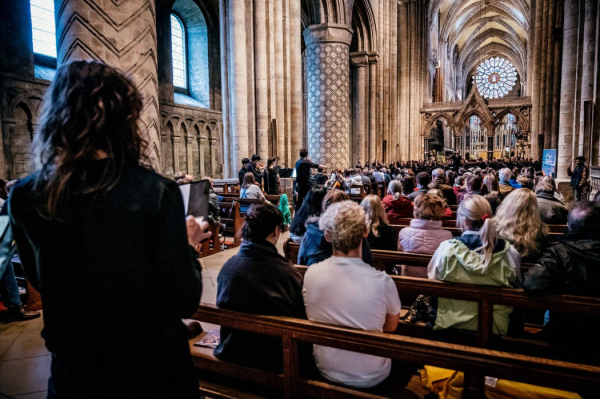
[171,14,187,89]
[31,0,56,58]
[473,57,517,99]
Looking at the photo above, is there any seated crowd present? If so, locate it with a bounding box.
[212,150,600,396]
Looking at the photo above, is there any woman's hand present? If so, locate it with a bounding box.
[186,216,212,247]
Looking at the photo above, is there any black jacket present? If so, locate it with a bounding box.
[536,192,567,225]
[215,240,305,372]
[246,163,262,185]
[367,223,396,252]
[523,237,600,361]
[9,162,202,395]
[238,167,247,185]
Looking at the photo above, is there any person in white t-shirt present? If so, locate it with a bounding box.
[372,166,385,183]
[302,200,402,389]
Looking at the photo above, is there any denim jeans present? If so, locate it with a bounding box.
[0,262,22,309]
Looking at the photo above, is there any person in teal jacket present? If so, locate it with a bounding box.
[427,194,521,335]
[278,193,292,228]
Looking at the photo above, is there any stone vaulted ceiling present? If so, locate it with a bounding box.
[432,0,530,89]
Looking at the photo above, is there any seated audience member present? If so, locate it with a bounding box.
[524,201,600,361]
[204,176,222,225]
[510,167,522,188]
[427,189,453,218]
[428,195,521,335]
[517,174,534,190]
[361,195,396,251]
[541,175,565,203]
[483,174,502,214]
[453,176,466,197]
[373,166,385,183]
[344,169,363,194]
[445,170,456,187]
[215,203,305,372]
[303,201,403,389]
[289,187,327,242]
[360,168,372,194]
[240,172,265,204]
[535,180,568,224]
[495,189,549,262]
[428,168,457,205]
[402,176,415,195]
[498,168,515,199]
[398,193,453,255]
[408,172,431,201]
[459,175,484,204]
[382,180,414,219]
[298,190,374,266]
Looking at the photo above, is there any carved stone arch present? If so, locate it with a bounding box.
[6,91,46,119]
[191,118,207,134]
[301,0,347,26]
[493,108,529,132]
[422,112,456,138]
[351,0,377,52]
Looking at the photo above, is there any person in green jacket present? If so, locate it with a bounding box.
[427,194,521,335]
[278,193,292,228]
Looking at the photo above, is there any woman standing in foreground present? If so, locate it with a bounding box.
[9,61,209,399]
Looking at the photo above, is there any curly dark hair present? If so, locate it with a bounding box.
[33,61,149,219]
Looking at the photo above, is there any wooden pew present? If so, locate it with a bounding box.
[388,223,564,241]
[212,182,229,194]
[218,201,243,248]
[198,223,221,258]
[294,265,600,363]
[219,193,282,207]
[377,181,386,199]
[348,184,366,202]
[388,218,569,234]
[190,303,600,399]
[282,238,535,276]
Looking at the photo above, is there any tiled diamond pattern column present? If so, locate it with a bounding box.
[304,25,352,170]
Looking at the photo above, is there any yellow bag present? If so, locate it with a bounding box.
[420,366,582,399]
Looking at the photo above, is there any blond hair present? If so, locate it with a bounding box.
[495,189,548,259]
[456,194,497,267]
[413,193,446,220]
[360,195,389,236]
[319,201,366,254]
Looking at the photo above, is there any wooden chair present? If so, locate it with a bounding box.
[218,201,243,248]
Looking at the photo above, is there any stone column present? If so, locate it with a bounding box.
[351,53,368,165]
[56,0,161,170]
[579,0,597,159]
[186,135,194,175]
[254,0,269,159]
[219,0,231,177]
[198,136,206,176]
[303,24,353,170]
[557,0,582,180]
[275,0,285,157]
[226,0,249,172]
[289,0,303,162]
[209,138,218,176]
[172,135,181,173]
[530,0,545,159]
[368,53,379,162]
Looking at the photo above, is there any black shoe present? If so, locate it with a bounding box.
[4,305,40,321]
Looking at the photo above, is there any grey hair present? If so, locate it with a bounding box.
[499,168,512,183]
[387,180,404,200]
[319,201,366,254]
[432,168,445,179]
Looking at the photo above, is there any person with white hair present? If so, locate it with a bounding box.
[303,201,404,389]
[428,195,521,335]
[498,168,515,200]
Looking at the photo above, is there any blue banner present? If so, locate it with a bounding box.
[542,149,557,178]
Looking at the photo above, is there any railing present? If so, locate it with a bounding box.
[591,166,600,198]
[425,96,533,108]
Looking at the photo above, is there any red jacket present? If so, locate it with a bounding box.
[382,194,414,219]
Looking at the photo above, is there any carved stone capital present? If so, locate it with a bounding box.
[367,52,379,65]
[303,23,353,47]
[208,138,218,144]
[198,136,208,144]
[172,135,181,144]
[350,52,368,68]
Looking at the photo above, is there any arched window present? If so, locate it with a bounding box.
[30,0,56,58]
[170,14,187,89]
